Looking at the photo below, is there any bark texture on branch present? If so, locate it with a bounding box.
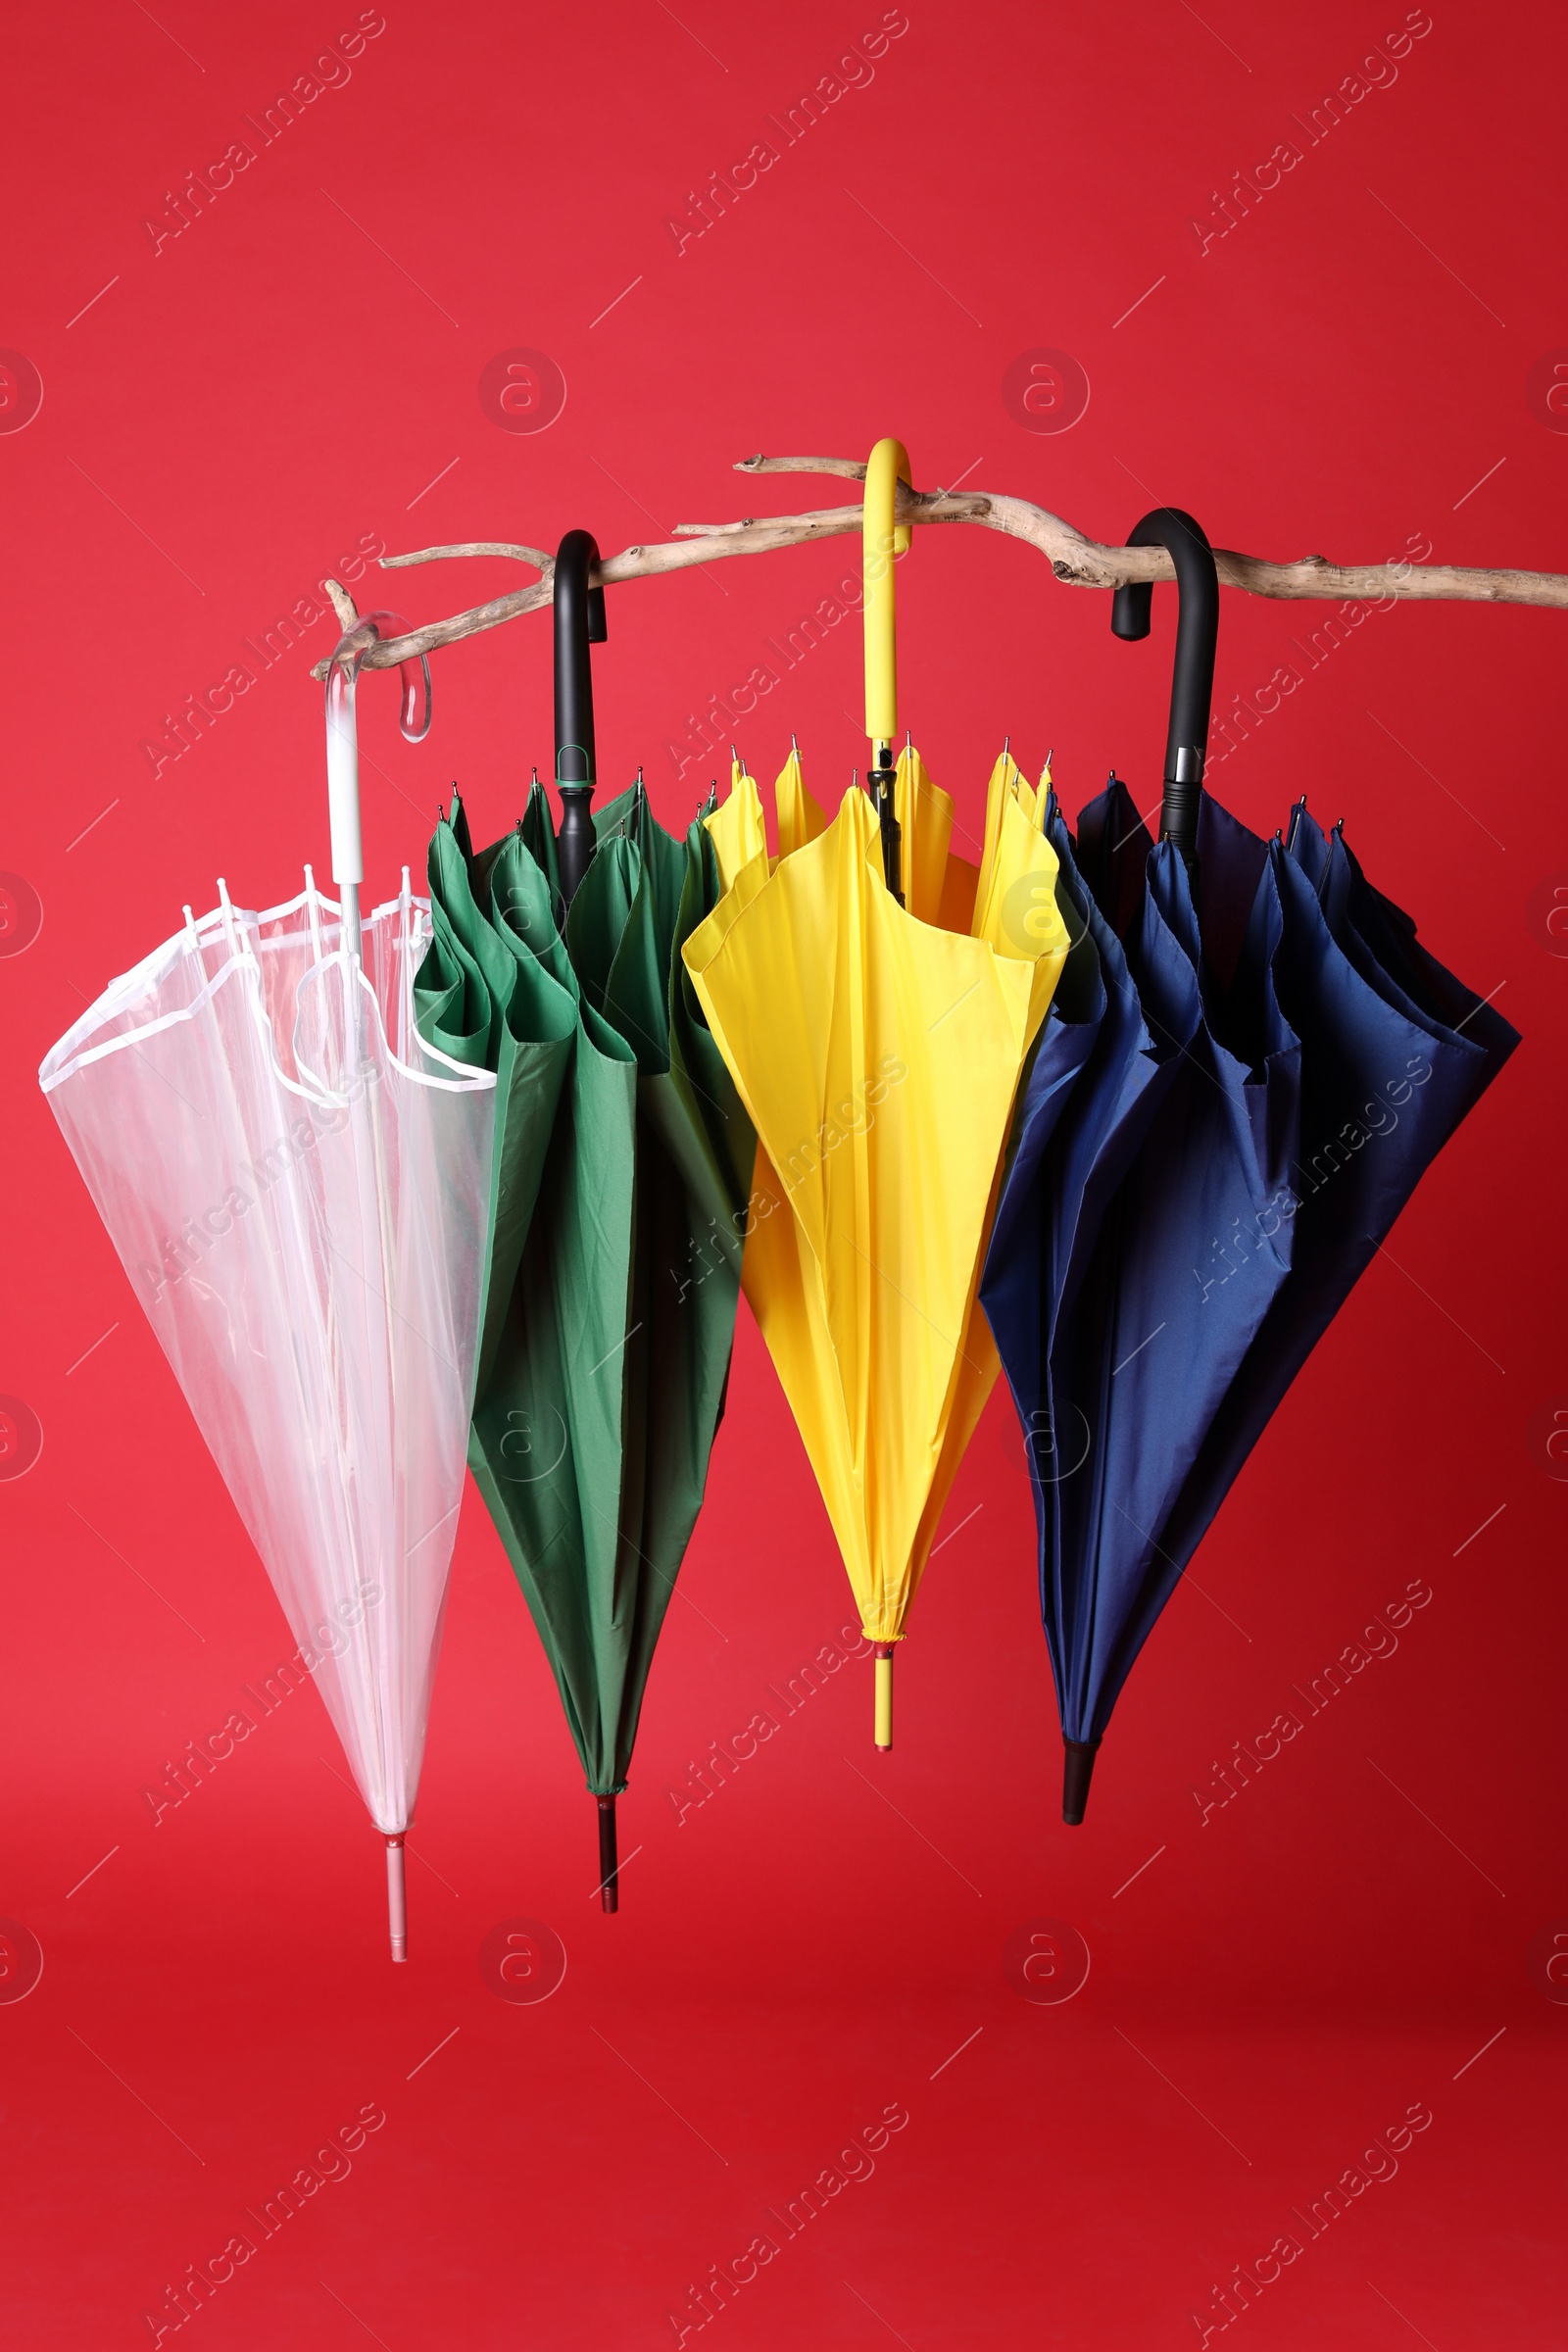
[308,454,1567,677]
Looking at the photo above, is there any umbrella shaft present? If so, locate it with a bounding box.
[1159,745,1204,872]
[868,762,904,905]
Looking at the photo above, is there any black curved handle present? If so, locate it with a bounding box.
[554,528,607,906]
[1110,509,1218,868]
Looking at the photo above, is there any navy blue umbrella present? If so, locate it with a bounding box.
[991,769,1299,1823]
[1153,797,1519,1590]
[982,506,1517,1823]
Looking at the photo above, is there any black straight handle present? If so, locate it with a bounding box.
[1110,508,1219,870]
[554,529,607,907]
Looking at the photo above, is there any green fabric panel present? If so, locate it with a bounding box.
[520,780,560,907]
[418,798,576,1391]
[425,779,753,1798]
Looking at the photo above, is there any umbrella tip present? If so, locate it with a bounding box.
[385,1834,407,1962]
[597,1793,620,1914]
[873,1644,895,1749]
[1061,1737,1100,1826]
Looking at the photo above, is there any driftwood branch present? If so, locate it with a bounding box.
[309,454,1568,677]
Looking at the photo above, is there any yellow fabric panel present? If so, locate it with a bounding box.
[704,765,768,894]
[775,746,828,859]
[904,1160,1006,1613]
[972,775,1069,1040]
[937,849,980,938]
[974,749,1024,927]
[893,743,956,925]
[686,781,1064,1644]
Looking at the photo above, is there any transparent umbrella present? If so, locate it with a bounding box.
[38,619,495,1959]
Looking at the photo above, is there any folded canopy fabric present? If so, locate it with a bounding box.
[416,784,749,1808]
[685,754,1068,1665]
[41,876,493,1853]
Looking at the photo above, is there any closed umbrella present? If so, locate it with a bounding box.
[40,618,494,1958]
[983,512,1303,1819]
[685,437,1070,1746]
[417,534,750,1907]
[982,505,1515,1822]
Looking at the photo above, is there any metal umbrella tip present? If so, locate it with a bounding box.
[386,1835,408,1962]
[1061,1738,1100,1827]
[597,1794,619,1915]
[873,1645,895,1749]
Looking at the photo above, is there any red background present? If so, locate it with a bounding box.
[2,2,1565,2344]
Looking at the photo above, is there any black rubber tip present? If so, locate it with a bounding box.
[1062,1737,1101,1826]
[597,1793,619,1913]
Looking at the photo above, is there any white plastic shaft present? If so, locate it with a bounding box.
[326,665,364,962]
[386,1837,407,1963]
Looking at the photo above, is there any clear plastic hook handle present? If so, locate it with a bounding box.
[324,612,432,957]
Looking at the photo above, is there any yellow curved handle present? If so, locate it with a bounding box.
[863,437,911,746]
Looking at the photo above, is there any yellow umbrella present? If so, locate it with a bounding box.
[685,438,1070,1744]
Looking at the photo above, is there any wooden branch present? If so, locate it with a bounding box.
[381,542,552,572]
[323,577,361,631]
[309,454,1568,677]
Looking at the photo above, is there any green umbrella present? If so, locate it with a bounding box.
[416,776,750,1907]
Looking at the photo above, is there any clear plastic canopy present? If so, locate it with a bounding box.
[39,873,495,1843]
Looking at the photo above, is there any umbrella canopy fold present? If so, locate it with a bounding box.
[41,620,491,1956]
[981,507,1517,1822]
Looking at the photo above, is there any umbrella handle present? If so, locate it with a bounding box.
[873,1643,895,1749]
[324,613,432,957]
[1108,510,1218,870]
[554,529,607,910]
[862,438,911,764]
[385,1834,408,1962]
